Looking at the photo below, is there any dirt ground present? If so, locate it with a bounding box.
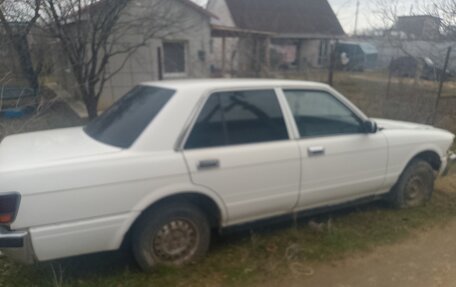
[262,176,456,287]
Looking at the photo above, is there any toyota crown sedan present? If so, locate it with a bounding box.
[0,79,454,271]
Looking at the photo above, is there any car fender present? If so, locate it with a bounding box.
[111,183,229,249]
[388,142,444,187]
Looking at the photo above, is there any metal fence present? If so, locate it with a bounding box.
[265,47,456,134]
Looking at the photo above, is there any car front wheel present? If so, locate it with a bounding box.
[132,202,210,271]
[390,159,435,208]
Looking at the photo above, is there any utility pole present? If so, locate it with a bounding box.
[354,0,360,36]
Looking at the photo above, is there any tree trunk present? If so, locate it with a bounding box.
[79,82,100,120]
[85,96,99,120]
[13,35,40,96]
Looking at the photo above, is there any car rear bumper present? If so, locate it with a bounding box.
[0,227,35,264]
[443,151,456,177]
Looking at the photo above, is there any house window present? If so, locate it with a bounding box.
[163,41,187,75]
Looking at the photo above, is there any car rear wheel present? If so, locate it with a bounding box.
[389,159,435,208]
[132,202,210,271]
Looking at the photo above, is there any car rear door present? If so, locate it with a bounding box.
[281,89,388,210]
[182,89,301,225]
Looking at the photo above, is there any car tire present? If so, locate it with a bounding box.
[389,159,435,209]
[132,202,211,272]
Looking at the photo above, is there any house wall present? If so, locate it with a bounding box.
[207,0,336,76]
[207,0,240,77]
[396,16,441,40]
[210,38,329,77]
[53,0,211,110]
[236,37,260,77]
[209,37,240,77]
[207,0,236,27]
[98,0,211,109]
[298,39,323,68]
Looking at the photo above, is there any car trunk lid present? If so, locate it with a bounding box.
[0,127,121,172]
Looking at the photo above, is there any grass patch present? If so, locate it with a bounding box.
[1,180,456,287]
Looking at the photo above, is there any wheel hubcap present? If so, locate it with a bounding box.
[153,219,199,264]
[405,176,425,206]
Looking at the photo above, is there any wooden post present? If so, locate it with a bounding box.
[328,43,336,86]
[254,38,260,77]
[221,37,226,76]
[432,46,452,124]
[157,47,163,81]
[264,36,271,77]
[437,46,452,100]
[296,40,302,72]
[384,57,395,117]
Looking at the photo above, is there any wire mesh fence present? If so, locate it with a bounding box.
[262,47,456,134]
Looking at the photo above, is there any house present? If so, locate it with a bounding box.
[363,15,453,71]
[207,0,345,77]
[54,0,214,110]
[394,15,441,40]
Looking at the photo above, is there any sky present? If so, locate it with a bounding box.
[328,0,418,34]
[193,0,422,35]
[329,0,378,34]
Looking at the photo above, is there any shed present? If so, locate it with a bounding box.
[336,42,378,71]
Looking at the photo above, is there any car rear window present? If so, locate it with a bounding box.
[85,86,175,148]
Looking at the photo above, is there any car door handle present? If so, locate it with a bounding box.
[308,146,325,157]
[197,159,220,170]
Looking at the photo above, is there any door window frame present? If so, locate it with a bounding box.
[177,87,295,151]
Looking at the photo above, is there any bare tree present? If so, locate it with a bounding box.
[0,0,43,96]
[374,0,454,74]
[42,0,195,119]
[373,0,456,125]
[421,0,456,40]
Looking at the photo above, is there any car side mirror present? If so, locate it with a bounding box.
[363,120,378,134]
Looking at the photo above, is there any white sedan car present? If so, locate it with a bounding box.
[0,80,454,271]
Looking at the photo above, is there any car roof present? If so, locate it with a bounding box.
[140,79,329,91]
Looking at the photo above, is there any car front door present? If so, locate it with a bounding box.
[282,89,388,210]
[182,89,301,225]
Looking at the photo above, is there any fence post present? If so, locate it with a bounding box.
[327,43,336,86]
[383,57,395,117]
[432,46,452,125]
[157,47,163,81]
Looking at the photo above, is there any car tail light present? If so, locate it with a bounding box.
[0,193,20,225]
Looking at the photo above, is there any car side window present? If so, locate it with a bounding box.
[185,95,225,149]
[284,90,363,138]
[185,90,289,149]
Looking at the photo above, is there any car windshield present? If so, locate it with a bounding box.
[84,85,175,148]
